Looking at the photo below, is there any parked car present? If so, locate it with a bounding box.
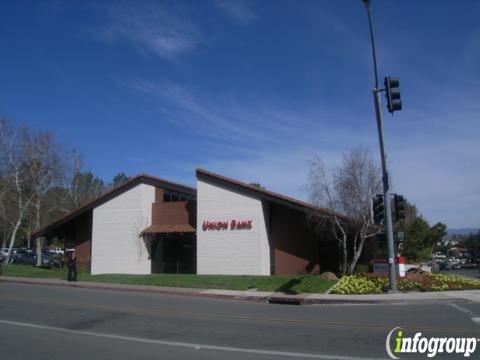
[48,247,64,255]
[1,248,12,257]
[11,251,63,268]
[450,260,462,270]
[41,252,63,268]
[11,251,36,265]
[438,260,451,271]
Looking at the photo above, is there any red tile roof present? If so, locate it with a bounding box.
[141,224,196,235]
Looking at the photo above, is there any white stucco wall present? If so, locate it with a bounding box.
[197,179,270,275]
[91,183,155,275]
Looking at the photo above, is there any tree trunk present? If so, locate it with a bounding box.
[334,218,348,276]
[35,197,42,266]
[36,237,44,266]
[6,217,22,264]
[348,237,365,274]
[339,236,348,275]
[1,235,6,250]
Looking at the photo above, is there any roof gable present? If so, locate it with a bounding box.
[196,168,334,216]
[32,173,196,238]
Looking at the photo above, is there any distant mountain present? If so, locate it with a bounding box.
[447,228,480,236]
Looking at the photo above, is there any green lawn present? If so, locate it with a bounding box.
[1,264,336,294]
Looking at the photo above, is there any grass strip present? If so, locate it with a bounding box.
[1,264,336,294]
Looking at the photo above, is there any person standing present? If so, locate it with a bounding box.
[67,251,77,282]
[0,252,4,276]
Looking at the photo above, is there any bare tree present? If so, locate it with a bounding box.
[0,119,36,263]
[307,146,382,274]
[21,128,64,265]
[0,119,67,264]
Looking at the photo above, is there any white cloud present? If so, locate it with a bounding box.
[214,0,257,24]
[92,1,201,59]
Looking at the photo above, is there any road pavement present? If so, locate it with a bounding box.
[448,268,480,279]
[0,282,479,359]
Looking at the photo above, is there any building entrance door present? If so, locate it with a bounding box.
[151,234,196,274]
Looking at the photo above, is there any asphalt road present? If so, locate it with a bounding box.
[0,283,479,360]
[448,268,480,279]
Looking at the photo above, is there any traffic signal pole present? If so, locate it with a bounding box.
[373,89,397,292]
[363,0,397,292]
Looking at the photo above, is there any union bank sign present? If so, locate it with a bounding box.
[202,220,253,231]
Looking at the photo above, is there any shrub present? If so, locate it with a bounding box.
[362,273,389,291]
[398,278,421,292]
[431,273,480,291]
[330,275,384,294]
[330,272,480,294]
[354,264,369,274]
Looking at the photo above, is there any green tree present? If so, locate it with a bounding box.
[111,172,130,188]
[248,183,265,190]
[464,231,480,255]
[70,171,106,208]
[396,198,448,261]
[400,216,431,260]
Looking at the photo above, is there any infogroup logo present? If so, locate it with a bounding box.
[385,327,478,358]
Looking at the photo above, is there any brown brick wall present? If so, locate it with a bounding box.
[151,200,196,227]
[271,204,319,275]
[270,203,338,275]
[73,211,92,271]
[56,210,92,272]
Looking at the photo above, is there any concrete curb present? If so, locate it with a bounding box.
[1,276,478,305]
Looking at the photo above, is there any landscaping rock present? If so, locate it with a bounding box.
[319,271,338,281]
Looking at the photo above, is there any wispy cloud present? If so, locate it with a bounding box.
[92,1,201,59]
[126,79,370,152]
[123,78,377,196]
[125,76,480,228]
[214,0,257,24]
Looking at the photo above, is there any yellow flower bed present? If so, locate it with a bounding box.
[330,273,480,294]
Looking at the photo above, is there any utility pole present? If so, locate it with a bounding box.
[362,0,397,292]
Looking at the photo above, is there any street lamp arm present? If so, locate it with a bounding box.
[363,0,380,89]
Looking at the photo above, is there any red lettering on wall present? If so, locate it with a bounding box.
[202,221,228,231]
[231,220,252,230]
[202,220,253,231]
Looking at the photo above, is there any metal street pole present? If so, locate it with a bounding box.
[373,89,397,292]
[362,0,397,291]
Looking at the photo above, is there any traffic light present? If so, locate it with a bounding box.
[372,194,385,224]
[394,194,406,222]
[384,76,402,113]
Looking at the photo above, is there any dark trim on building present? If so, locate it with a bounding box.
[265,201,275,275]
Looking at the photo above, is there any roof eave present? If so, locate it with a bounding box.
[31,173,196,239]
[196,168,344,219]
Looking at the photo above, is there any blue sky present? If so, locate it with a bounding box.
[0,0,479,229]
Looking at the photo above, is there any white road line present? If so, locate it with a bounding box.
[447,303,480,327]
[0,319,388,360]
[448,303,475,317]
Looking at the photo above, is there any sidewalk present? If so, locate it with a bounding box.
[2,275,480,305]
